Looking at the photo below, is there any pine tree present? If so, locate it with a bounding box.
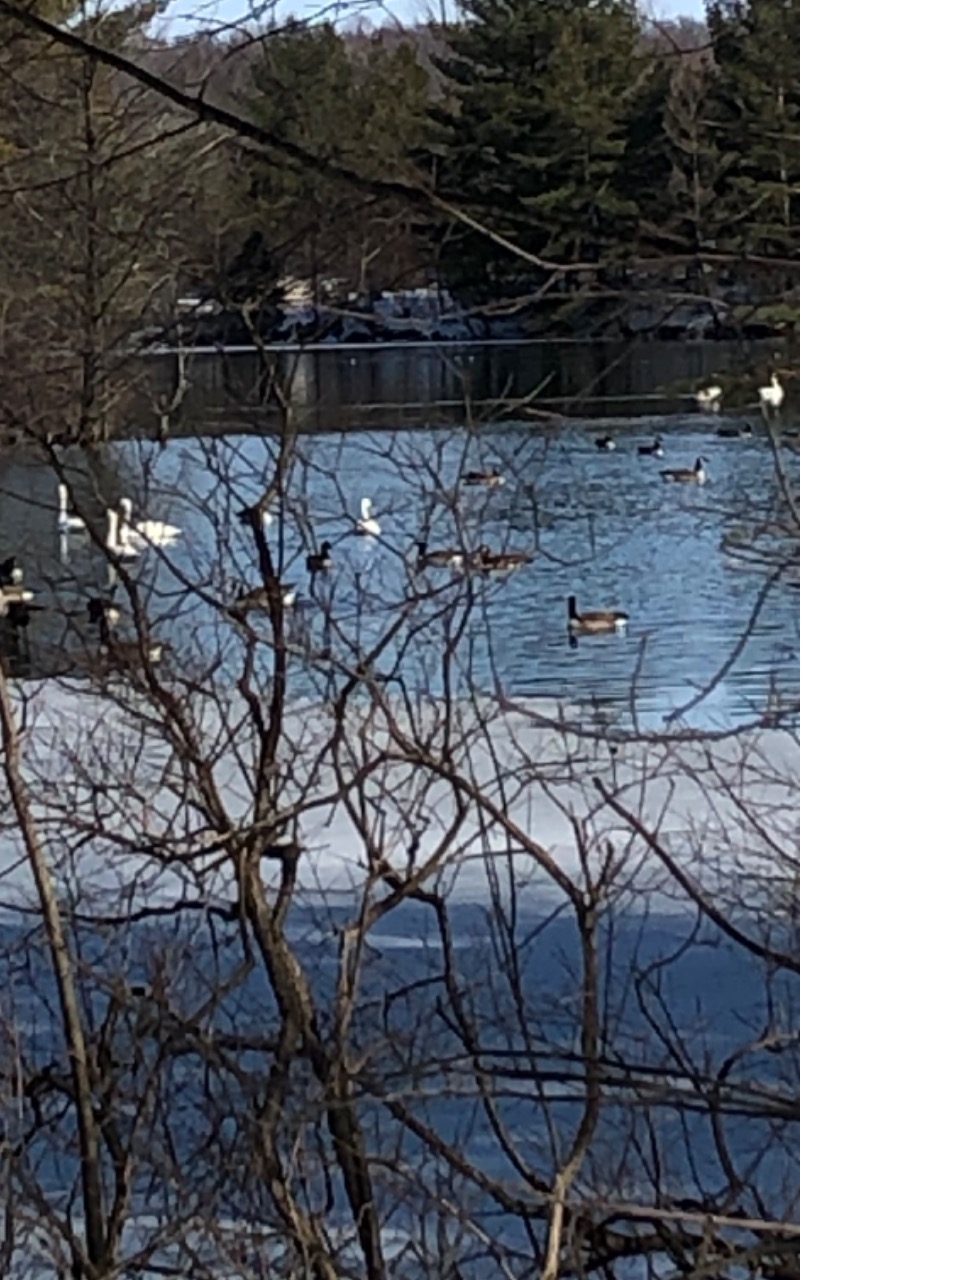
[704,0,800,262]
[422,0,650,304]
[243,22,429,297]
[662,56,729,264]
[617,57,677,255]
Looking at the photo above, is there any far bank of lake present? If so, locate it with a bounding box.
[136,337,797,436]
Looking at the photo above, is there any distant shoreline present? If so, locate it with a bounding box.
[137,336,623,356]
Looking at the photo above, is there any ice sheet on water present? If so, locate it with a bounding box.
[4,1213,423,1280]
[0,682,798,918]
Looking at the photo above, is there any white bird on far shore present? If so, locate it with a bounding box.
[759,373,785,411]
[695,385,723,411]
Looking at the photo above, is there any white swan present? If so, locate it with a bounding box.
[695,385,723,410]
[106,508,141,560]
[58,484,86,533]
[356,497,381,537]
[119,497,182,548]
[759,373,785,410]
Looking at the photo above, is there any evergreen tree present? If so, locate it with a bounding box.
[243,22,429,297]
[617,57,677,255]
[422,0,650,304]
[704,0,800,262]
[222,230,283,310]
[662,56,729,267]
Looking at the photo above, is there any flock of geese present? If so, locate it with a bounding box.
[0,372,791,661]
[0,479,547,662]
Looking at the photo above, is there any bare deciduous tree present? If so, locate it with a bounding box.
[0,7,798,1278]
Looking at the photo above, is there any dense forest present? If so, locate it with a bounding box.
[0,0,798,434]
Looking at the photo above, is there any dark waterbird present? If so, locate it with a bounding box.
[661,457,707,485]
[415,540,464,570]
[0,597,43,628]
[463,469,505,487]
[87,595,122,628]
[716,422,753,439]
[0,556,23,587]
[474,544,534,573]
[636,434,664,457]
[306,541,334,574]
[567,595,628,634]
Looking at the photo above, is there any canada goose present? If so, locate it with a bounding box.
[119,498,182,548]
[239,504,275,529]
[87,596,122,628]
[716,422,753,439]
[0,585,36,614]
[356,498,381,537]
[0,597,42,628]
[759,373,785,410]
[98,632,164,666]
[106,509,141,560]
[57,484,86,533]
[229,582,297,613]
[567,595,628,634]
[415,540,464,570]
[473,545,534,573]
[306,541,334,574]
[636,435,664,457]
[463,469,505,488]
[595,435,616,451]
[661,457,707,485]
[0,556,23,587]
[695,385,723,411]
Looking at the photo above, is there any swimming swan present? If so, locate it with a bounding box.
[106,508,141,560]
[57,484,86,533]
[356,498,381,537]
[119,497,181,548]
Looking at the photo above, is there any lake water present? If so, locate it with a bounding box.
[0,894,799,1277]
[0,342,799,1274]
[141,337,796,431]
[0,342,798,729]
